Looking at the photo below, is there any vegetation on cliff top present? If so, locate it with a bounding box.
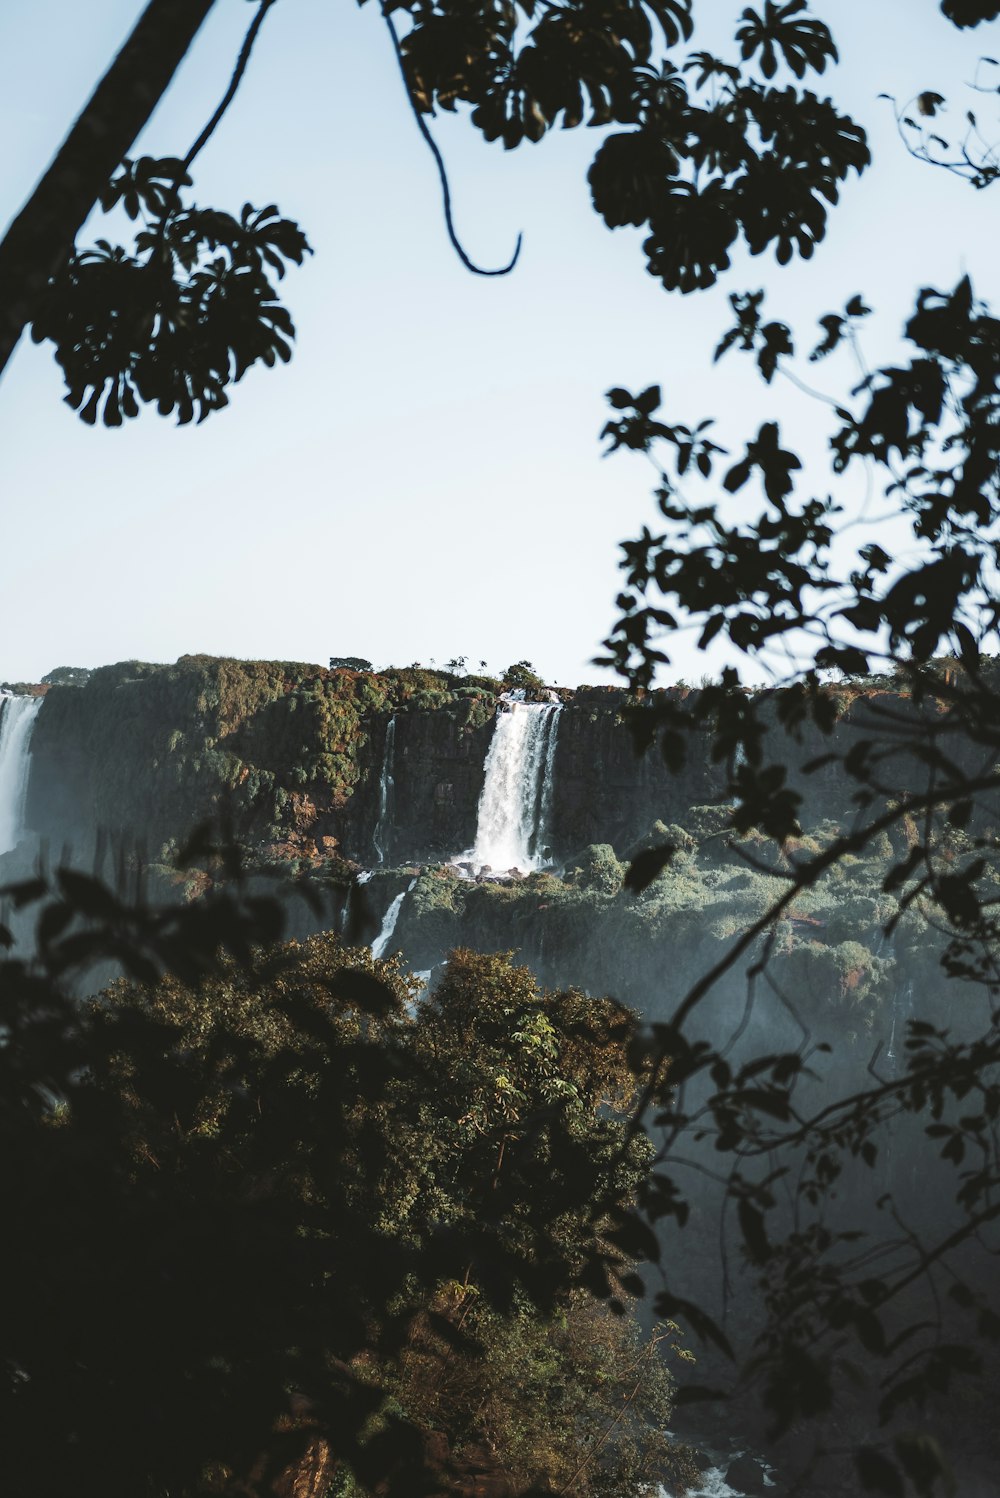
[32,655,502,860]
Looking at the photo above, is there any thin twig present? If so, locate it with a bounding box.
[384,13,522,276]
[184,0,278,171]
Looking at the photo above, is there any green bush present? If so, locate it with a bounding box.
[570,845,626,896]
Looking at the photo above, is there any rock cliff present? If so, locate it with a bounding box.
[24,655,992,878]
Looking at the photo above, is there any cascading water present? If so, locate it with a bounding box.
[887,976,914,1067]
[372,717,396,864]
[372,877,417,959]
[472,699,561,873]
[535,706,561,865]
[0,693,42,855]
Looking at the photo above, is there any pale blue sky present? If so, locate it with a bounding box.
[0,0,996,685]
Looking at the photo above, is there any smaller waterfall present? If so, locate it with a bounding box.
[372,877,417,960]
[372,717,396,865]
[335,884,352,939]
[887,977,914,1067]
[473,700,561,873]
[534,707,561,865]
[0,694,42,855]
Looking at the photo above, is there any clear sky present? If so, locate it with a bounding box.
[0,0,996,685]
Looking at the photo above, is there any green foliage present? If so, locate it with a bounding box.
[8,0,1000,1490]
[389,1289,695,1498]
[33,656,498,862]
[41,665,91,686]
[0,872,667,1496]
[685,803,735,840]
[502,660,546,696]
[571,843,628,895]
[34,163,311,424]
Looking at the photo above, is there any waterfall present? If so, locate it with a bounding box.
[887,977,914,1067]
[372,877,416,959]
[0,694,42,855]
[535,706,561,865]
[372,717,396,865]
[472,700,561,873]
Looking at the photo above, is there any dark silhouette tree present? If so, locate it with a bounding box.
[0,870,678,1497]
[598,254,1000,1498]
[2,0,873,422]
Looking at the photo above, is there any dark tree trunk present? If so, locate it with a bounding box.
[0,0,218,379]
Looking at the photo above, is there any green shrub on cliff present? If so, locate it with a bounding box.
[571,844,627,896]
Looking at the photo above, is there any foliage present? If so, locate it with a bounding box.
[33,161,310,425]
[581,40,1000,1486]
[502,660,547,696]
[31,656,498,863]
[396,0,865,293]
[41,664,91,686]
[8,0,1000,1491]
[4,0,880,419]
[571,843,628,896]
[388,1289,696,1498]
[0,864,667,1497]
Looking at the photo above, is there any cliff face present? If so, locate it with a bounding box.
[26,654,979,878]
[548,693,719,854]
[25,658,724,869]
[24,657,503,867]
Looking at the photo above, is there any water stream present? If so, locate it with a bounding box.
[372,877,417,959]
[0,693,42,854]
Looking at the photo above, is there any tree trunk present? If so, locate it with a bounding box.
[0,0,218,380]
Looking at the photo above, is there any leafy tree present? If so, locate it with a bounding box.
[0,862,674,1497]
[571,844,628,897]
[40,665,91,687]
[593,124,1000,1498]
[330,657,375,672]
[1,0,874,421]
[502,661,547,696]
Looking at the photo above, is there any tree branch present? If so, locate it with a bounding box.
[0,0,218,383]
[384,13,522,277]
[184,0,278,171]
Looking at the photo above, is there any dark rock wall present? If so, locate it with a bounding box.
[24,666,721,870]
[26,656,978,873]
[548,702,721,855]
[390,710,495,861]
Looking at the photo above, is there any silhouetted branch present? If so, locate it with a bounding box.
[184,0,278,171]
[384,13,523,277]
[0,0,218,382]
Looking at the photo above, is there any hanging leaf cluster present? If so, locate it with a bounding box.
[383,0,865,293]
[31,156,311,425]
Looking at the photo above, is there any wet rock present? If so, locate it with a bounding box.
[725,1454,768,1494]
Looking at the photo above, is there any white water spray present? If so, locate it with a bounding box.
[472,700,561,872]
[0,694,41,855]
[372,717,396,864]
[372,877,417,959]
